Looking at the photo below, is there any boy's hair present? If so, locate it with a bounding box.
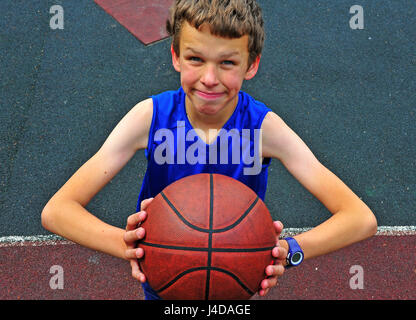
[166,0,265,66]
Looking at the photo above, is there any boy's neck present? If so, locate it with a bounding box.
[184,95,238,132]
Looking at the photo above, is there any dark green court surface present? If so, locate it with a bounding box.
[1,0,415,235]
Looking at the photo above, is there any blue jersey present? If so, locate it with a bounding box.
[137,87,272,210]
[136,87,272,299]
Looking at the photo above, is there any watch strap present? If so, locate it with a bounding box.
[284,237,304,268]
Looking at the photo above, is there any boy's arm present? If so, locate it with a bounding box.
[261,111,378,261]
[41,98,153,260]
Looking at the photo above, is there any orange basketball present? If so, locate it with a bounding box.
[138,173,276,300]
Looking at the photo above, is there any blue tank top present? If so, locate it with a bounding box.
[136,87,272,300]
[136,87,272,211]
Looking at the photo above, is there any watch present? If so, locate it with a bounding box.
[284,237,304,268]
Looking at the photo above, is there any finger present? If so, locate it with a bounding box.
[264,275,278,289]
[273,220,284,235]
[272,246,287,261]
[266,264,285,278]
[126,211,147,230]
[258,288,269,297]
[140,197,154,211]
[125,247,144,260]
[123,227,145,244]
[130,259,146,283]
[259,279,271,296]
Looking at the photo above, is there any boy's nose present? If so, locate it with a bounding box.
[200,64,219,87]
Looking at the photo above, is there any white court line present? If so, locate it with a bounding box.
[0,226,415,247]
[0,235,73,247]
[282,226,416,237]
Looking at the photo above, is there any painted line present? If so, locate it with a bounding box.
[0,226,415,247]
[0,235,74,247]
[281,225,416,237]
[375,225,416,236]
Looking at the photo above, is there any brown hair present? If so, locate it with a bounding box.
[166,0,265,66]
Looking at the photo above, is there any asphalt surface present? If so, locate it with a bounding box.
[1,0,415,300]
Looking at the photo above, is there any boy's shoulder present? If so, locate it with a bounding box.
[239,89,268,108]
[236,90,273,125]
[150,87,185,120]
[150,87,185,111]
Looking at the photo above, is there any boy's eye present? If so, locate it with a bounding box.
[189,56,202,62]
[222,60,235,66]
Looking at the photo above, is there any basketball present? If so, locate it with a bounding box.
[137,173,277,300]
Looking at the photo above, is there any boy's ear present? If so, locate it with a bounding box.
[171,44,181,73]
[244,55,261,80]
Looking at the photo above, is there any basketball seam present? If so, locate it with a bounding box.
[155,266,255,297]
[139,242,275,252]
[205,173,214,300]
[160,191,259,233]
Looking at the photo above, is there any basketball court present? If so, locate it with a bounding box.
[1,0,415,302]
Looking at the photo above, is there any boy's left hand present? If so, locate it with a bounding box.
[258,221,287,297]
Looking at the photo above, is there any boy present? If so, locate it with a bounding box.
[41,0,377,300]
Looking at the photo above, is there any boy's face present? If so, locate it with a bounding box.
[171,21,260,121]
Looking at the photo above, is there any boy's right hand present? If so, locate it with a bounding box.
[123,197,154,283]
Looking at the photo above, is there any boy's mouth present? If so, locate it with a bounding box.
[194,90,225,100]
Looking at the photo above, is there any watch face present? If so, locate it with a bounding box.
[291,252,303,265]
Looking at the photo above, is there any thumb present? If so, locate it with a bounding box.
[140,197,154,211]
